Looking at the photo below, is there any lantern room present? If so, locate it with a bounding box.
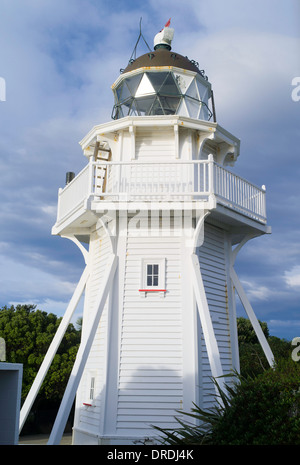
[111,25,213,121]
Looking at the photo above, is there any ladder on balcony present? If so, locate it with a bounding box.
[93,142,111,197]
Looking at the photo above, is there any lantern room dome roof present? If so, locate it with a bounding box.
[123,48,202,75]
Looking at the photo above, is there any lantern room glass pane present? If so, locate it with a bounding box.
[186,78,199,100]
[118,82,131,102]
[195,79,208,102]
[135,95,157,115]
[147,72,169,92]
[125,74,143,96]
[199,103,210,120]
[185,96,200,118]
[148,97,164,115]
[129,100,139,116]
[158,96,181,115]
[120,97,134,116]
[177,99,189,117]
[173,72,194,94]
[135,74,156,97]
[159,73,180,96]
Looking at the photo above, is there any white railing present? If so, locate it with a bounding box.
[214,164,266,221]
[56,163,91,222]
[56,157,266,224]
[100,160,211,199]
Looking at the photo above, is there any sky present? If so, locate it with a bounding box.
[0,0,299,341]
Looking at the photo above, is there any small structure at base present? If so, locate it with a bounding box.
[0,362,23,445]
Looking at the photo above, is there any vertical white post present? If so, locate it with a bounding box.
[129,125,135,160]
[47,255,117,445]
[174,124,179,159]
[19,265,90,432]
[88,159,94,197]
[208,154,215,196]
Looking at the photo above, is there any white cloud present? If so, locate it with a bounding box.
[241,279,272,301]
[284,266,300,289]
[0,0,299,341]
[0,254,77,306]
[269,319,300,328]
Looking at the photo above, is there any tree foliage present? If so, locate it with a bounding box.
[154,317,300,445]
[0,304,81,403]
[155,360,300,445]
[237,317,292,377]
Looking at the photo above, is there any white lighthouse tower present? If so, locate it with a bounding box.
[19,22,274,445]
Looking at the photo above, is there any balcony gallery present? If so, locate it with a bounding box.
[53,153,267,234]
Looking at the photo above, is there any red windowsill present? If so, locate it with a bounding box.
[139,289,166,292]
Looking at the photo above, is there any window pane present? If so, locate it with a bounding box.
[158,96,181,115]
[135,96,156,115]
[135,73,155,97]
[196,79,208,102]
[177,99,189,117]
[147,275,152,286]
[153,264,159,275]
[173,72,193,94]
[153,276,159,286]
[147,72,169,92]
[159,73,180,96]
[146,97,160,115]
[120,100,133,116]
[185,96,200,119]
[119,82,132,102]
[90,377,95,400]
[129,100,139,116]
[126,74,143,95]
[185,78,199,100]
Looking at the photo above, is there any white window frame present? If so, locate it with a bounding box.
[83,371,97,407]
[139,257,166,297]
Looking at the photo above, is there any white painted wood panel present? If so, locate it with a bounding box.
[116,232,183,434]
[76,228,111,433]
[135,127,175,160]
[197,223,232,410]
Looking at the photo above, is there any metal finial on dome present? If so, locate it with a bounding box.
[154,19,174,51]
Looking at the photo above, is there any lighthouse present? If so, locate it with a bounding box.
[19,22,274,445]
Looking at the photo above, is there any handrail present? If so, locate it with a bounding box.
[56,158,266,225]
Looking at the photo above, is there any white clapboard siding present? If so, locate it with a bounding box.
[77,228,111,432]
[197,223,232,410]
[135,127,175,160]
[116,233,183,434]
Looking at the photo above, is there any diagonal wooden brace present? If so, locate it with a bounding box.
[47,254,118,445]
[190,253,225,394]
[19,265,90,433]
[230,267,275,368]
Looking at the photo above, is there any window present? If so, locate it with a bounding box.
[112,71,213,120]
[83,372,97,406]
[147,263,159,287]
[140,258,166,295]
[89,376,95,401]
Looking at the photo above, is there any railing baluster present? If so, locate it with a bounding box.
[56,159,266,224]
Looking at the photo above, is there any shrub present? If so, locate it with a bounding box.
[154,359,300,445]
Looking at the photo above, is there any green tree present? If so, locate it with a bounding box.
[237,317,293,377]
[237,316,269,344]
[0,304,81,403]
